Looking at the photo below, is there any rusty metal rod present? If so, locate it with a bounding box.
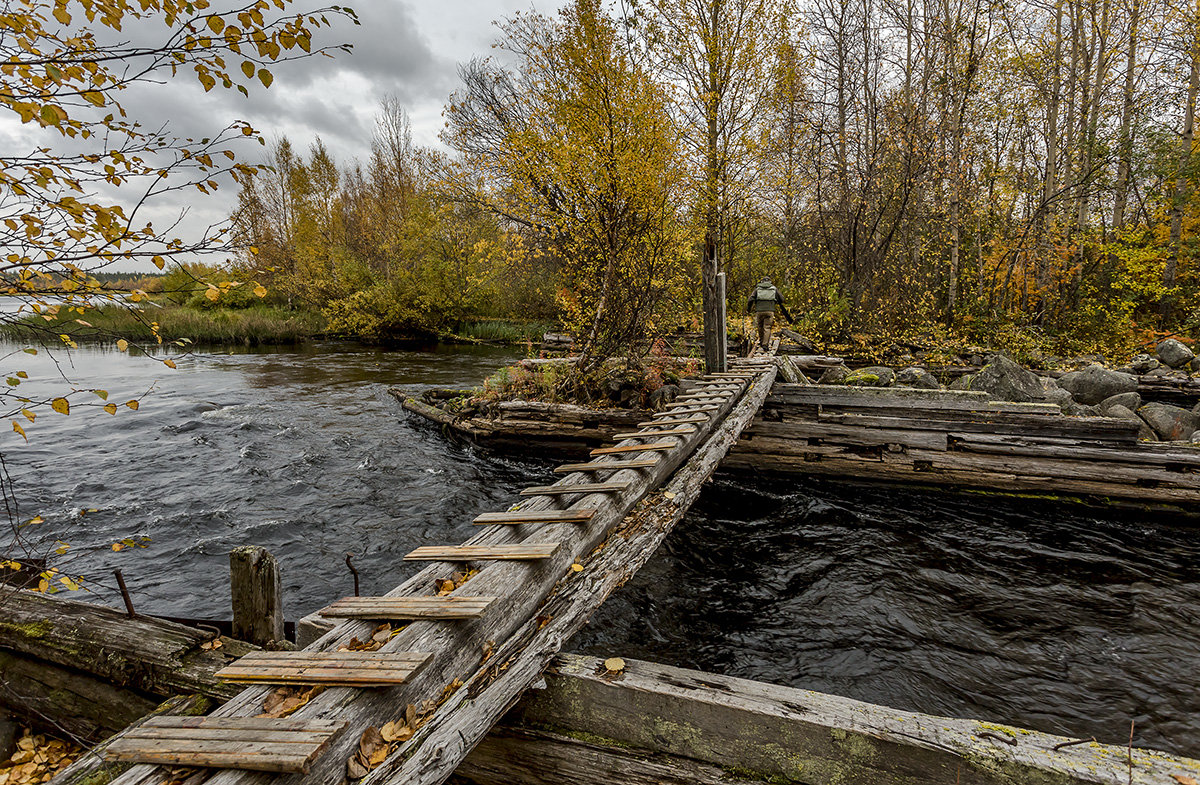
[113,569,135,617]
[345,553,359,597]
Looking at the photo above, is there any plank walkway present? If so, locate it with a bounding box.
[103,353,779,783]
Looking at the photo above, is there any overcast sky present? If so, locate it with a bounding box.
[2,1,563,272]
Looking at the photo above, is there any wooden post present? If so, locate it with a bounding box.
[716,272,728,372]
[230,546,284,647]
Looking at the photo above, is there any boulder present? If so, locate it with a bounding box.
[1143,366,1183,379]
[1156,338,1195,368]
[1057,365,1138,405]
[894,366,941,390]
[1063,401,1101,417]
[818,365,850,385]
[1130,353,1161,374]
[648,384,679,410]
[1107,404,1158,441]
[949,374,974,391]
[1041,387,1075,413]
[1099,392,1142,414]
[1189,357,1200,373]
[843,366,895,387]
[961,354,1044,402]
[1137,402,1197,441]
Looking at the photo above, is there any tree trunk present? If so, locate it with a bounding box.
[1111,0,1140,235]
[1166,6,1200,320]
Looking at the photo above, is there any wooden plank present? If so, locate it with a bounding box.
[229,546,284,648]
[106,716,349,774]
[553,458,659,473]
[520,482,630,496]
[805,410,1142,444]
[589,441,677,456]
[611,426,697,439]
[638,414,708,427]
[663,402,719,411]
[319,596,496,620]
[403,545,558,561]
[217,651,431,686]
[676,392,730,401]
[473,508,598,525]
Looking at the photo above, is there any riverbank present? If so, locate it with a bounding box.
[0,303,555,349]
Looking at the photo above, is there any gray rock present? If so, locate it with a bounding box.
[1041,387,1075,413]
[1143,366,1180,379]
[1107,404,1158,441]
[1156,338,1195,368]
[818,366,850,385]
[1138,402,1197,441]
[895,366,941,390]
[1057,365,1138,405]
[648,384,679,410]
[1064,401,1101,417]
[963,354,1044,402]
[1190,357,1200,373]
[1099,392,1142,414]
[1191,431,1200,444]
[949,374,974,391]
[1130,353,1161,374]
[843,366,895,387]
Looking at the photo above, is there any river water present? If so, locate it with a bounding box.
[4,342,1198,757]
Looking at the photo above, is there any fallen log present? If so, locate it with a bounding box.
[460,654,1200,785]
[0,590,254,702]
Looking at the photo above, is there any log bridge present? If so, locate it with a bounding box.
[88,357,783,785]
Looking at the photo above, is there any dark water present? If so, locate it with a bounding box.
[5,342,1199,757]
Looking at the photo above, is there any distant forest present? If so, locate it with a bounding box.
[230,0,1200,358]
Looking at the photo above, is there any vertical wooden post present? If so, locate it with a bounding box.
[230,546,284,647]
[716,272,728,372]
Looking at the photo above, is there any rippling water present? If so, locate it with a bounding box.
[5,342,1198,757]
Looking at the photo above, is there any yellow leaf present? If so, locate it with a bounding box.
[205,287,220,301]
[151,255,165,269]
[254,284,267,298]
[94,389,108,401]
[11,421,25,441]
[51,397,69,415]
[53,5,70,24]
[242,61,256,79]
[111,542,123,551]
[59,575,80,591]
[207,15,225,33]
[28,516,43,525]
[570,563,583,572]
[21,409,34,422]
[116,339,129,352]
[603,657,625,673]
[103,403,117,415]
[258,68,273,88]
[126,400,139,411]
[164,358,177,369]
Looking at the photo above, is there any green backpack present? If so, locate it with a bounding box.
[753,283,777,313]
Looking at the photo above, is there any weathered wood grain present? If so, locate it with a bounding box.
[230,546,284,648]
[588,442,677,456]
[473,509,597,525]
[519,482,630,497]
[402,545,558,562]
[319,596,495,620]
[0,590,252,702]
[552,458,659,473]
[468,654,1200,785]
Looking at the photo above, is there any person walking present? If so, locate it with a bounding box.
[746,277,792,350]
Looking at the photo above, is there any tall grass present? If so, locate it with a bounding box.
[1,304,327,346]
[455,319,555,343]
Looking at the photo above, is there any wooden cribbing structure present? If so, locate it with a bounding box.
[725,384,1200,503]
[104,358,776,785]
[319,596,497,620]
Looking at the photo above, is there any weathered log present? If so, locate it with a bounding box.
[0,648,157,741]
[48,694,214,785]
[230,547,284,648]
[458,654,1200,785]
[0,590,253,701]
[108,369,772,785]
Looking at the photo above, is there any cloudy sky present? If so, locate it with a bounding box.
[3,1,564,271]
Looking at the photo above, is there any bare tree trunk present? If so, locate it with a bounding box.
[1039,0,1066,296]
[1112,0,1140,235]
[1166,5,1200,320]
[702,1,723,372]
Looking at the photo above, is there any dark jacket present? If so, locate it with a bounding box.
[747,283,792,321]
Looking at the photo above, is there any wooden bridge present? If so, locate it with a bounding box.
[97,355,781,785]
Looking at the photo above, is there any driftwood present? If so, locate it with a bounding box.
[0,590,254,702]
[460,654,1200,785]
[109,366,773,785]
